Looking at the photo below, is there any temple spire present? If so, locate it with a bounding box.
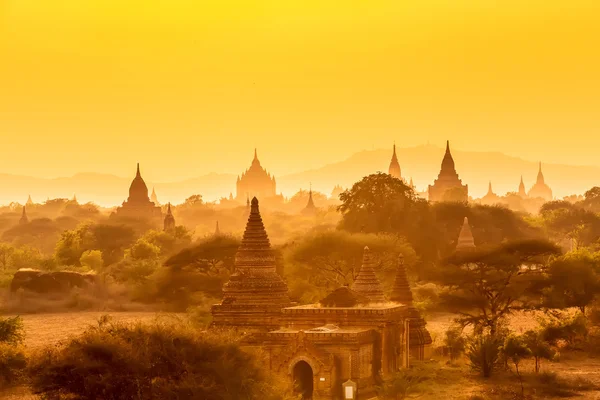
[26,195,33,206]
[19,206,28,225]
[351,246,386,303]
[302,184,317,214]
[518,176,527,197]
[487,181,493,195]
[136,163,141,177]
[215,220,220,236]
[390,254,413,305]
[388,142,401,179]
[537,162,545,184]
[163,203,175,231]
[456,217,476,251]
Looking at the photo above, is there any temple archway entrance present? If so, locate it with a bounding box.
[292,360,314,399]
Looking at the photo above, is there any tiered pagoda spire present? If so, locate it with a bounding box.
[151,187,159,206]
[26,195,33,206]
[351,246,386,303]
[456,217,476,251]
[518,176,527,198]
[388,143,401,180]
[215,221,221,236]
[302,184,317,215]
[390,254,413,305]
[428,141,468,202]
[19,206,28,225]
[163,203,175,231]
[212,197,290,330]
[527,162,553,201]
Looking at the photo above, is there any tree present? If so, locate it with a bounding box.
[436,239,561,335]
[286,230,417,303]
[581,187,600,213]
[80,250,104,271]
[503,335,531,395]
[126,239,161,262]
[544,250,600,313]
[0,244,15,270]
[522,330,555,373]
[184,194,203,206]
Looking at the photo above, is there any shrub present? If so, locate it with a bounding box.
[0,343,27,386]
[444,326,466,361]
[467,334,502,378]
[0,316,25,345]
[377,362,436,399]
[28,320,287,400]
[522,330,555,373]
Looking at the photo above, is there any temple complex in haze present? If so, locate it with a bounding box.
[456,217,476,251]
[212,198,432,399]
[151,187,160,206]
[528,162,553,201]
[112,164,162,222]
[236,149,277,202]
[388,143,401,180]
[428,141,468,202]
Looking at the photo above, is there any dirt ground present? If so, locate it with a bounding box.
[1,311,599,399]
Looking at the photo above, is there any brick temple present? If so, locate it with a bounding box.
[211,197,432,400]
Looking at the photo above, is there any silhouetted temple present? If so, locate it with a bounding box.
[456,217,476,251]
[480,181,501,205]
[330,185,344,201]
[518,176,527,198]
[214,221,221,236]
[302,187,317,215]
[236,149,277,201]
[428,141,468,202]
[390,254,412,305]
[112,164,162,222]
[150,187,159,206]
[528,162,553,201]
[211,197,291,330]
[26,195,33,206]
[388,143,401,180]
[163,203,175,231]
[19,206,28,225]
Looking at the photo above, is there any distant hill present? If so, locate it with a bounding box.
[0,145,598,206]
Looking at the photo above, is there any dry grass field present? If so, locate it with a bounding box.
[1,310,599,399]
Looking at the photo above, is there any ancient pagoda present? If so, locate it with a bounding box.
[150,187,160,206]
[428,141,468,202]
[518,176,527,198]
[163,203,175,231]
[456,217,476,251]
[302,186,317,215]
[19,206,28,225]
[211,197,291,331]
[214,221,221,236]
[112,164,162,222]
[26,195,33,206]
[390,254,413,305]
[528,162,553,201]
[388,143,401,180]
[480,181,501,205]
[235,149,277,202]
[351,247,386,303]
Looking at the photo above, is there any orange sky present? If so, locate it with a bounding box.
[1,0,599,182]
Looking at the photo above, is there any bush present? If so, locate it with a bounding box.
[0,316,25,345]
[0,343,27,386]
[28,320,287,400]
[467,334,502,378]
[541,313,588,348]
[444,327,466,361]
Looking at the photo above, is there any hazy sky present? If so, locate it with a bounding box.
[1,0,599,182]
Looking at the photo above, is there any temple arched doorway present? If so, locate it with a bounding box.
[292,360,314,399]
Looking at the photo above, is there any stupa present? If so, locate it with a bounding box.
[428,141,468,202]
[456,217,476,251]
[211,197,291,331]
